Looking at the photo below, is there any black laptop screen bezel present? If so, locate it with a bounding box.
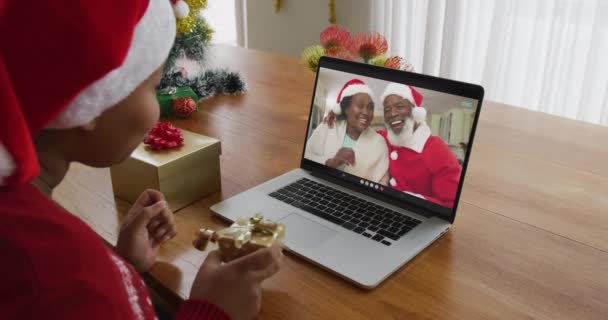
[299,56,484,223]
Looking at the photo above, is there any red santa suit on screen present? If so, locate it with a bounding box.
[376,84,462,208]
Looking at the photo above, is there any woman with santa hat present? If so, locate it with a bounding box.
[0,0,281,319]
[305,79,389,184]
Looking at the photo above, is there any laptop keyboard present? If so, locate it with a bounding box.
[269,178,422,246]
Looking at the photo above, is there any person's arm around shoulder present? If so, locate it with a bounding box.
[304,123,331,165]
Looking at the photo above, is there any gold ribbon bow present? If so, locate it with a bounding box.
[216,213,279,248]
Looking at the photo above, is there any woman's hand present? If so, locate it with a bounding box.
[115,189,177,272]
[190,247,283,320]
[326,147,356,168]
[323,110,337,128]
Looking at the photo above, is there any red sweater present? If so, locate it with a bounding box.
[378,130,462,208]
[0,183,229,320]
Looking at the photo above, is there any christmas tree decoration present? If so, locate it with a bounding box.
[186,0,207,11]
[301,25,414,73]
[173,0,207,34]
[111,128,222,212]
[193,213,285,262]
[174,97,197,118]
[144,122,184,150]
[158,0,246,112]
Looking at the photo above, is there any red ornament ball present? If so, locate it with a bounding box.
[173,97,196,118]
[144,122,184,150]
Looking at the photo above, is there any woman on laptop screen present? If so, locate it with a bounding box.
[305,79,389,184]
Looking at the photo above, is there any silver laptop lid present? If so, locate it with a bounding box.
[300,57,484,223]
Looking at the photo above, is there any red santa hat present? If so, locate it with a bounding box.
[0,0,176,186]
[329,79,373,114]
[381,83,426,123]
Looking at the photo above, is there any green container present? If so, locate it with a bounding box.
[156,86,199,117]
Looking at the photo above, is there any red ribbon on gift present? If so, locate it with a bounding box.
[144,122,184,150]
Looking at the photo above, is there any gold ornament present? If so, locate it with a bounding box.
[275,0,282,13]
[329,0,337,24]
[175,0,207,34]
[176,15,197,34]
[185,0,207,11]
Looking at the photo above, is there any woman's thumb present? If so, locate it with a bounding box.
[201,250,222,269]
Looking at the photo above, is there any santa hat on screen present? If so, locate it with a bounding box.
[0,0,176,186]
[329,79,373,114]
[381,83,426,123]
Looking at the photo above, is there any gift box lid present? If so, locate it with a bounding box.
[134,129,221,167]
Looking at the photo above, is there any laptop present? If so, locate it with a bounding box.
[211,56,484,288]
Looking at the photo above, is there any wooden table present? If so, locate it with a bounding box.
[55,45,608,319]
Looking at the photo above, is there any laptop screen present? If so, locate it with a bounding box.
[302,58,483,219]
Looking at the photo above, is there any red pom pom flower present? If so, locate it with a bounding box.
[320,25,352,57]
[174,97,196,118]
[144,122,184,150]
[383,56,404,70]
[352,32,388,63]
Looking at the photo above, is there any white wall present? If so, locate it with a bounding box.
[244,0,372,58]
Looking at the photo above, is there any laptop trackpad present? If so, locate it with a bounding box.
[279,213,337,251]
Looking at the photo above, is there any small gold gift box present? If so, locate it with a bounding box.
[193,213,285,262]
[110,129,221,212]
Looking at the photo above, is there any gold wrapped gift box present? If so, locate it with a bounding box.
[110,129,221,212]
[194,214,285,262]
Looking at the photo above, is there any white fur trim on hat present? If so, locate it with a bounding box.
[412,106,427,123]
[381,82,426,123]
[47,0,176,129]
[381,83,413,106]
[340,84,373,103]
[0,144,16,185]
[329,103,341,115]
[333,84,373,115]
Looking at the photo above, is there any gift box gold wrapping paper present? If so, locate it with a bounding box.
[110,129,221,212]
[194,214,285,262]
